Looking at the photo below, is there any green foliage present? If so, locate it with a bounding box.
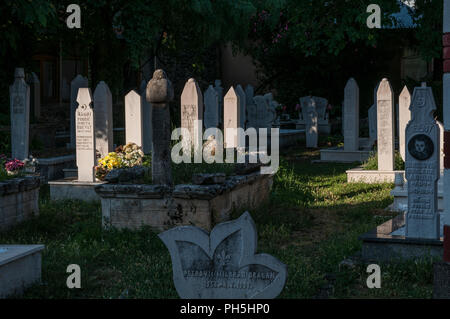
[363,150,405,171]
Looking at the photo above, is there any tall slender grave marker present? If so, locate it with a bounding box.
[377,79,395,171]
[405,84,440,239]
[93,81,113,159]
[125,90,143,147]
[343,78,359,152]
[399,86,412,161]
[75,88,96,182]
[146,70,174,185]
[181,78,203,152]
[224,87,240,149]
[10,68,30,160]
[140,80,153,154]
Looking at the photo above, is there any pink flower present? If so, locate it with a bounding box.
[5,159,24,172]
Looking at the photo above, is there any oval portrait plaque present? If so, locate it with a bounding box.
[408,134,434,161]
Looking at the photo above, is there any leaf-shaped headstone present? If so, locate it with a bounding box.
[159,212,287,299]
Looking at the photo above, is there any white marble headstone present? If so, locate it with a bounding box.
[76,88,96,182]
[70,75,89,148]
[398,86,411,162]
[343,78,359,152]
[93,81,113,159]
[224,87,240,148]
[377,79,395,171]
[204,85,219,129]
[181,78,203,149]
[405,84,440,239]
[9,68,30,160]
[159,212,287,299]
[125,90,143,147]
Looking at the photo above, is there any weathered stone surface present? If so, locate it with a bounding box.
[0,245,44,298]
[235,162,263,175]
[405,84,440,239]
[93,81,113,159]
[399,86,412,161]
[146,70,174,186]
[75,88,96,182]
[343,78,359,152]
[377,79,395,171]
[158,212,287,299]
[140,80,153,154]
[10,68,30,160]
[104,166,150,183]
[192,173,226,185]
[0,176,40,231]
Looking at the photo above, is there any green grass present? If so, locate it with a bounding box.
[0,145,435,299]
[362,150,405,171]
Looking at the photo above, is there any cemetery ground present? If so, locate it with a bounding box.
[0,138,435,299]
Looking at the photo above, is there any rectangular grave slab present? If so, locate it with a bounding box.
[0,245,44,298]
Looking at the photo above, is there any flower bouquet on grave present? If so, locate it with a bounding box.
[95,143,145,181]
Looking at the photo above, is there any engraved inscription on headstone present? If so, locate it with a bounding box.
[405,84,440,239]
[159,212,287,299]
[70,75,89,148]
[181,78,203,149]
[75,88,96,182]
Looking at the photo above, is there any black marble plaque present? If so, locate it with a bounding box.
[408,134,434,161]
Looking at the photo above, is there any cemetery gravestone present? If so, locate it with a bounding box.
[313,97,328,122]
[125,90,143,147]
[181,78,203,150]
[159,212,287,299]
[377,79,395,171]
[405,84,440,239]
[343,78,359,152]
[236,85,247,129]
[9,68,30,160]
[29,72,40,119]
[214,80,224,126]
[70,75,88,148]
[140,80,153,154]
[93,81,113,160]
[305,101,318,148]
[146,69,174,186]
[224,87,240,149]
[75,88,96,182]
[204,85,219,129]
[368,104,377,143]
[399,86,412,161]
[438,121,444,173]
